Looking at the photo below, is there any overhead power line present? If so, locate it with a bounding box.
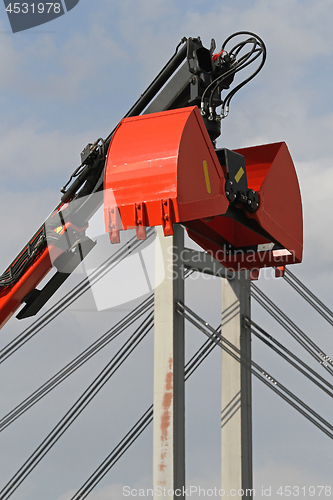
[71,405,155,500]
[177,302,333,440]
[0,296,154,432]
[70,295,333,500]
[251,283,333,376]
[283,268,333,327]
[0,313,154,500]
[0,229,154,364]
[0,269,194,432]
[2,237,332,497]
[247,318,333,398]
[185,333,220,380]
[70,327,220,499]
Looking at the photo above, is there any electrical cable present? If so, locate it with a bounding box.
[0,267,195,497]
[70,300,333,500]
[1,268,193,436]
[1,303,216,500]
[248,319,333,398]
[0,313,154,500]
[0,229,154,364]
[1,269,194,430]
[251,288,327,367]
[0,296,154,432]
[177,302,333,439]
[285,269,333,318]
[70,406,155,500]
[184,333,220,380]
[251,283,333,375]
[4,240,332,495]
[70,324,221,499]
[283,268,333,326]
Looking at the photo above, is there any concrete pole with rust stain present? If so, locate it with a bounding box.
[221,273,253,500]
[153,224,185,500]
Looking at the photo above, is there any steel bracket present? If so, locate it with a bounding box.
[161,198,174,236]
[134,202,147,240]
[107,206,121,244]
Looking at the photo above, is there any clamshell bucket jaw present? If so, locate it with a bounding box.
[186,141,303,272]
[104,106,229,242]
[104,106,303,273]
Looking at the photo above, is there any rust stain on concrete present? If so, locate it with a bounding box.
[159,356,173,473]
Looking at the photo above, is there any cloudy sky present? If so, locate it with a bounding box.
[0,1,333,499]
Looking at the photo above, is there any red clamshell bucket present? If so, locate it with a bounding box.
[104,106,303,273]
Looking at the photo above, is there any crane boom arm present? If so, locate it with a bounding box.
[0,37,208,328]
[0,33,279,330]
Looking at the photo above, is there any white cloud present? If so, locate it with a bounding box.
[0,17,127,102]
[0,118,97,189]
[0,42,21,89]
[297,158,333,262]
[255,459,332,494]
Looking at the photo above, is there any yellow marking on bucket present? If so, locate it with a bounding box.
[203,160,211,194]
[234,166,245,184]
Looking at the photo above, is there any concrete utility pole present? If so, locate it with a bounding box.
[153,225,185,500]
[221,274,253,499]
[152,229,253,500]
